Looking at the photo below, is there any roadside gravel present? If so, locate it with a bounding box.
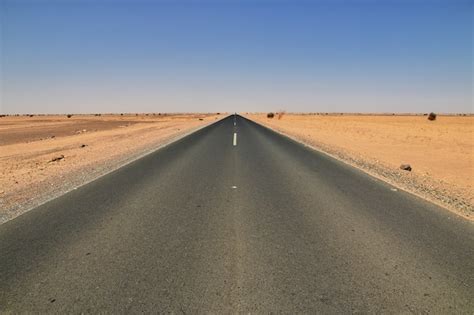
[247,114,473,220]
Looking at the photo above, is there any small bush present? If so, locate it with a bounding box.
[267,112,275,118]
[277,111,286,120]
[67,114,72,118]
[428,112,437,121]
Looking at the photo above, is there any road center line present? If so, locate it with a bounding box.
[233,132,237,146]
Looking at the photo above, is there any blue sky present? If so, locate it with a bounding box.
[1,0,472,114]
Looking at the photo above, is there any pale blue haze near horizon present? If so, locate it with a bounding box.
[0,0,472,114]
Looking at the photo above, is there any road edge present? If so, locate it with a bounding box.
[0,115,229,225]
[243,115,473,222]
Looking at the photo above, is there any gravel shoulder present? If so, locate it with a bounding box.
[0,114,223,224]
[245,114,473,220]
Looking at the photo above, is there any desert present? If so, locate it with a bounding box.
[246,113,473,219]
[3,1,473,312]
[0,113,222,223]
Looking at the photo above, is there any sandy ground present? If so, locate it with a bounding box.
[0,113,223,223]
[246,113,473,219]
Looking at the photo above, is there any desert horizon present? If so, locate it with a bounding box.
[1,112,472,222]
[1,0,472,312]
[1,112,473,116]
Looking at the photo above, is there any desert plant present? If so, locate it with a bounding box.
[428,112,437,121]
[267,112,275,118]
[67,114,72,118]
[277,111,286,120]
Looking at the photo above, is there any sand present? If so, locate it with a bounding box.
[0,113,222,223]
[1,112,472,223]
[246,113,473,219]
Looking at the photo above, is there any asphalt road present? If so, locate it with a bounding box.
[1,115,473,313]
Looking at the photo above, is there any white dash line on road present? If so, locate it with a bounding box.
[233,132,237,146]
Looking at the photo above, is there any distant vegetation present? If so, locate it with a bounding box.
[267,112,275,118]
[428,112,437,121]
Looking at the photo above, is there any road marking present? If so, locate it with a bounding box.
[231,186,237,189]
[234,122,236,126]
[233,132,237,146]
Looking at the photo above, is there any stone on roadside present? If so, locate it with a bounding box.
[400,164,412,171]
[50,155,65,162]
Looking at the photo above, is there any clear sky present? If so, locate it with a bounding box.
[1,0,472,114]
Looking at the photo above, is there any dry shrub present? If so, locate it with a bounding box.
[428,112,437,121]
[67,114,72,118]
[267,112,275,118]
[277,111,286,120]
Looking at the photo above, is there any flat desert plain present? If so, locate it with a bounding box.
[247,113,473,219]
[0,113,222,223]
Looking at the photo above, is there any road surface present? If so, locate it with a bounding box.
[1,115,473,313]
